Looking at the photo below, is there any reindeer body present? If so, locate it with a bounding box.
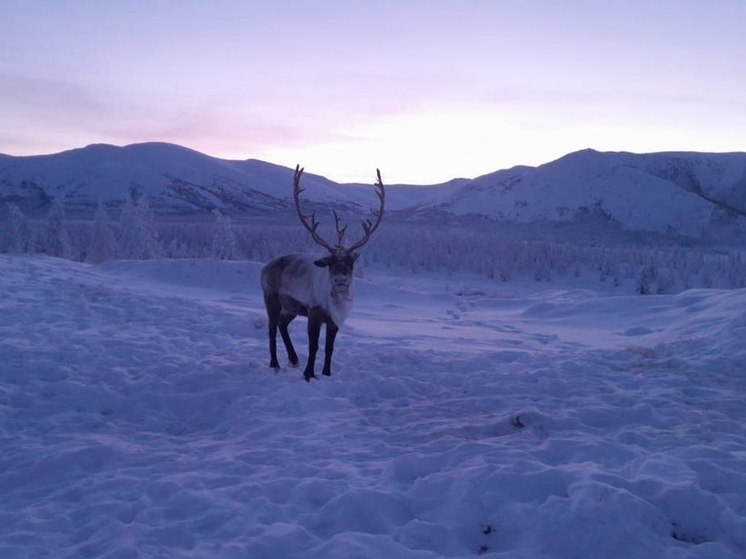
[261,165,383,382]
[261,252,354,380]
[261,253,353,327]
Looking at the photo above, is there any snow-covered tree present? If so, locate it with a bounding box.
[44,197,73,259]
[637,263,658,295]
[118,197,160,259]
[534,261,551,282]
[88,203,117,263]
[211,209,239,260]
[0,203,32,253]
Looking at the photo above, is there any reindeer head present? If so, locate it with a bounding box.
[313,249,357,295]
[293,165,385,295]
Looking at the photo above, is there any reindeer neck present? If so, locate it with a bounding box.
[331,284,352,304]
[327,283,353,327]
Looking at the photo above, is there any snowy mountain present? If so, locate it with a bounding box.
[416,149,746,237]
[2,143,746,238]
[0,143,365,215]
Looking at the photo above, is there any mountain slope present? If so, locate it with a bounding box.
[0,143,358,214]
[425,149,746,236]
[1,143,745,238]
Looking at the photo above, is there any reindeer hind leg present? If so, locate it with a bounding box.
[264,293,282,370]
[279,312,299,366]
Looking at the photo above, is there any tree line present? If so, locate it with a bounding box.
[1,200,745,295]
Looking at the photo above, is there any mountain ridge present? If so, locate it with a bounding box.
[1,142,745,238]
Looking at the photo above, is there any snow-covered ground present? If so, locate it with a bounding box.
[1,254,745,558]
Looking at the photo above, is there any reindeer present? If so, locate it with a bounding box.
[260,165,385,381]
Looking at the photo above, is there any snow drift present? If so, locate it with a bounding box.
[1,254,745,558]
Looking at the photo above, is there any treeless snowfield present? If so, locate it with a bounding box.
[1,254,745,558]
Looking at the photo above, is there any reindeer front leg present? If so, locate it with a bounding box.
[322,321,339,376]
[304,308,324,381]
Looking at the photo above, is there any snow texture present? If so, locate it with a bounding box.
[2,254,746,558]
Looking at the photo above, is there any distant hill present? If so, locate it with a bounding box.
[1,142,745,238]
[0,142,364,215]
[415,149,746,237]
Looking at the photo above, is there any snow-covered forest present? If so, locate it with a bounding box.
[2,201,745,295]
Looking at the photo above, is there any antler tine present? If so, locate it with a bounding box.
[348,168,386,252]
[293,164,335,251]
[332,210,348,247]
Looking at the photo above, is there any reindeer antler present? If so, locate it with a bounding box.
[348,169,385,252]
[293,165,385,252]
[293,165,335,252]
[331,210,348,247]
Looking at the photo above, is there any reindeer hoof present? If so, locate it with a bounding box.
[322,370,331,377]
[304,372,316,382]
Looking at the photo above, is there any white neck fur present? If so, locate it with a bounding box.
[328,286,353,327]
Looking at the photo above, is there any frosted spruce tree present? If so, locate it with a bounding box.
[88,203,117,263]
[212,209,239,260]
[0,203,32,253]
[118,196,160,259]
[45,197,73,259]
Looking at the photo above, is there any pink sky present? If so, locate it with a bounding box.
[1,1,745,183]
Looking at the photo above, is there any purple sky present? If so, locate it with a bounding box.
[1,1,745,183]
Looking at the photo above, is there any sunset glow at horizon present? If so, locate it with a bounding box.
[2,1,745,184]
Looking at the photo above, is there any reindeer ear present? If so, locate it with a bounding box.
[314,256,331,268]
